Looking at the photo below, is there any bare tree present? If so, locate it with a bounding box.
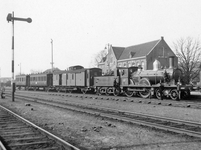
[173,37,201,84]
[91,49,107,67]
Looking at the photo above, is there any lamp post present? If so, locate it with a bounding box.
[7,12,32,102]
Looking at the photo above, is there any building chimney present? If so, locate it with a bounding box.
[161,36,164,40]
[169,56,174,69]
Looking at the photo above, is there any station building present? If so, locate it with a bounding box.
[98,37,178,74]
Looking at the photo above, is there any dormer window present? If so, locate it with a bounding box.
[129,52,136,58]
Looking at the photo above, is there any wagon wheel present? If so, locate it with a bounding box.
[124,88,134,97]
[68,89,73,93]
[97,87,104,95]
[139,78,151,98]
[45,87,49,92]
[105,87,110,96]
[170,89,178,100]
[81,89,88,94]
[113,87,121,96]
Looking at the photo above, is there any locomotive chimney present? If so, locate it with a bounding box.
[153,59,161,71]
[169,56,174,69]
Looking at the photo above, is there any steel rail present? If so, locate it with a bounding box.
[8,93,201,139]
[0,104,80,150]
[10,90,201,109]
[12,92,201,127]
[0,141,6,150]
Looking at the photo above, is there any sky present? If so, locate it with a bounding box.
[1,0,201,77]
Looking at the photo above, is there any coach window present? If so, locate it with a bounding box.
[72,74,74,80]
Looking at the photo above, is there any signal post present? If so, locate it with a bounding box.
[7,12,32,101]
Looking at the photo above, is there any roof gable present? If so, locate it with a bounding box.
[119,39,160,60]
[111,46,125,60]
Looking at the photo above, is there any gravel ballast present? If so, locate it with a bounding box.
[1,94,201,149]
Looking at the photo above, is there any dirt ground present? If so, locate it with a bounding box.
[1,96,201,150]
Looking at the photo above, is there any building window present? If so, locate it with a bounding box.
[129,61,132,67]
[123,62,127,67]
[136,61,140,67]
[141,61,145,70]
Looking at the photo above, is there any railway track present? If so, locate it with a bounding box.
[6,93,201,140]
[5,87,201,110]
[0,104,80,150]
[13,90,201,109]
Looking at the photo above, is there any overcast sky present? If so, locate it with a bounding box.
[1,0,201,77]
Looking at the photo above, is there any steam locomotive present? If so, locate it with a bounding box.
[16,61,192,100]
[94,59,191,100]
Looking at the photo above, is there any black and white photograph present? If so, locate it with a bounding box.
[1,0,201,149]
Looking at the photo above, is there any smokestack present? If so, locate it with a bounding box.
[169,56,174,69]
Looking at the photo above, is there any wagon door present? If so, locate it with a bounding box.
[62,73,67,86]
[59,74,62,85]
[26,75,30,87]
[76,71,85,86]
[86,70,90,87]
[47,74,53,87]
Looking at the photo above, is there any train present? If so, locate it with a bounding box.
[15,61,193,100]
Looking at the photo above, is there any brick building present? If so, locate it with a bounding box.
[98,37,178,74]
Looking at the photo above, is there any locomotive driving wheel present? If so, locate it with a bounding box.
[113,87,121,96]
[138,78,151,98]
[155,89,162,100]
[124,88,134,97]
[170,89,178,100]
[105,87,111,96]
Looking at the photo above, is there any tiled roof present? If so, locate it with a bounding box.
[118,39,160,60]
[112,47,125,60]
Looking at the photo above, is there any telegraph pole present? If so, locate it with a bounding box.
[7,12,32,101]
[0,68,1,89]
[51,39,54,73]
[18,63,21,75]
